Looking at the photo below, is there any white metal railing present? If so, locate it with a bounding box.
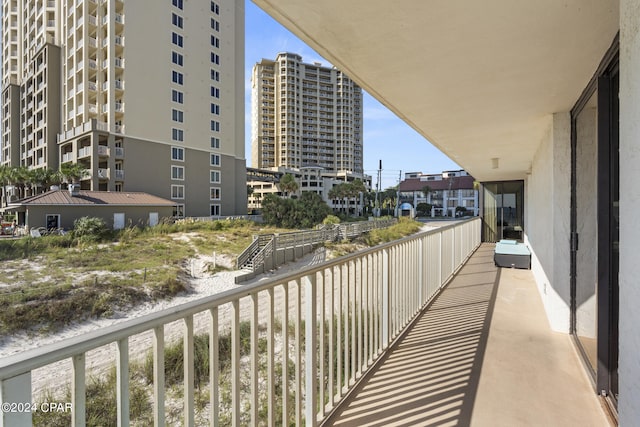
[0,218,481,426]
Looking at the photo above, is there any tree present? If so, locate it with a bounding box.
[421,185,433,202]
[261,192,331,229]
[278,173,298,198]
[328,183,348,213]
[416,202,432,217]
[60,162,88,185]
[0,165,11,207]
[10,166,29,200]
[297,192,332,228]
[25,168,57,196]
[328,179,367,216]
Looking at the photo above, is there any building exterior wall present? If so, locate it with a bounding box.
[619,0,640,421]
[252,53,363,174]
[525,113,571,333]
[24,204,173,230]
[1,84,21,167]
[1,0,246,217]
[107,136,245,218]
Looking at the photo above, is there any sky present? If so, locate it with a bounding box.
[244,1,461,190]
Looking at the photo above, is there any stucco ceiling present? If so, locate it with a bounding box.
[252,0,619,181]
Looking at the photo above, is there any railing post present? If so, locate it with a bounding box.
[116,339,129,427]
[0,373,32,427]
[438,231,443,287]
[304,273,318,426]
[250,293,259,426]
[382,248,390,348]
[72,354,86,427]
[209,308,220,427]
[184,316,194,427]
[418,237,424,305]
[153,326,165,427]
[231,300,240,427]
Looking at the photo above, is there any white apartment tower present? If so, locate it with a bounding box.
[1,0,247,217]
[252,52,363,175]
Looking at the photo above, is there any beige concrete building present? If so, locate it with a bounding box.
[1,0,247,217]
[251,52,363,175]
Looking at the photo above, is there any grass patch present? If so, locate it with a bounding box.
[0,219,285,335]
[362,218,422,246]
[33,367,152,427]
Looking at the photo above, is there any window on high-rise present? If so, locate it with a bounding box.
[172,109,184,123]
[171,146,184,161]
[172,0,183,10]
[172,71,183,85]
[172,128,184,142]
[172,13,183,29]
[172,89,184,104]
[171,166,184,180]
[173,204,185,217]
[171,185,185,199]
[211,2,220,15]
[210,187,221,200]
[172,51,183,66]
[172,32,183,48]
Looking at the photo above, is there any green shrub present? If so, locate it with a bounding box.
[322,215,341,225]
[364,218,422,246]
[73,216,109,242]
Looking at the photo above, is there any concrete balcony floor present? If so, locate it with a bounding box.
[327,244,610,427]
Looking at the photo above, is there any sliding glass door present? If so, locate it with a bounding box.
[482,181,524,243]
[571,40,619,410]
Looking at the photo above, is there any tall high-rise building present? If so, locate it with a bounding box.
[1,0,247,217]
[251,52,363,175]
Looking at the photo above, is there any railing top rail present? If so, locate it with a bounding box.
[0,217,480,381]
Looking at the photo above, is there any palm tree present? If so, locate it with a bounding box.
[421,185,433,203]
[0,165,11,207]
[28,168,60,195]
[60,162,88,186]
[11,166,29,200]
[278,173,298,198]
[328,184,347,213]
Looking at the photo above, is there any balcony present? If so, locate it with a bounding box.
[77,146,91,158]
[0,220,609,426]
[114,169,124,180]
[97,168,109,179]
[61,152,74,163]
[97,145,109,157]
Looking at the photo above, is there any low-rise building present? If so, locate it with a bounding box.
[247,166,371,216]
[5,188,174,231]
[399,170,478,217]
